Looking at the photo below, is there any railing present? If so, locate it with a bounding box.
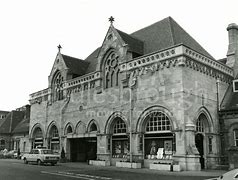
[65,71,101,89]
[120,44,233,76]
[29,88,49,100]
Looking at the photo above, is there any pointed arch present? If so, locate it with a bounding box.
[104,111,128,134]
[102,48,120,89]
[195,106,214,133]
[64,122,74,135]
[75,121,86,134]
[136,105,177,133]
[86,119,100,133]
[46,121,59,138]
[30,123,45,139]
[51,70,64,102]
[30,123,45,148]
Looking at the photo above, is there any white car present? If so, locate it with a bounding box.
[22,148,60,166]
[215,169,238,180]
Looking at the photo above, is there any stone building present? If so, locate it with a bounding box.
[0,105,30,153]
[29,17,234,170]
[219,23,238,169]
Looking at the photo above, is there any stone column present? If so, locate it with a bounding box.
[184,123,201,171]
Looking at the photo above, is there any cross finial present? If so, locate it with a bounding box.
[109,16,114,25]
[57,44,62,52]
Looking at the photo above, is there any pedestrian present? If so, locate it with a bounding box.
[17,148,20,160]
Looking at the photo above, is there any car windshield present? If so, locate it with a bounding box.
[41,150,53,154]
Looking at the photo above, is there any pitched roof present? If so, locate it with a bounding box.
[0,111,9,114]
[218,58,227,64]
[0,111,25,134]
[116,29,144,55]
[12,118,29,134]
[65,17,215,77]
[131,16,214,59]
[85,48,101,74]
[62,54,89,76]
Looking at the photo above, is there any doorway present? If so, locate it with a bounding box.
[70,138,97,162]
[195,133,205,169]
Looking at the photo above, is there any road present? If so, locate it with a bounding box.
[0,159,220,180]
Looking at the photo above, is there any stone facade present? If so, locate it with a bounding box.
[29,17,235,170]
[219,23,238,170]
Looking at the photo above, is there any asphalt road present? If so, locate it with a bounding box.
[0,159,219,180]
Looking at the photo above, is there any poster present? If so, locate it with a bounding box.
[164,140,172,155]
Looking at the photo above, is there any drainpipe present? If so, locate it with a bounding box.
[129,86,133,163]
[129,73,136,164]
[60,88,70,155]
[216,79,220,111]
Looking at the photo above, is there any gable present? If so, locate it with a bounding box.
[49,53,68,81]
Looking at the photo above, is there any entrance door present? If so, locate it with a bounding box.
[195,133,205,169]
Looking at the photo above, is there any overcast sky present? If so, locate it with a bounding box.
[0,0,237,111]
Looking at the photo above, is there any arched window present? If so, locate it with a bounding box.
[111,117,128,158]
[49,125,60,153]
[144,111,174,160]
[52,71,64,102]
[113,118,126,134]
[196,114,205,133]
[146,112,171,132]
[89,123,97,132]
[66,125,73,134]
[32,127,43,148]
[104,51,120,88]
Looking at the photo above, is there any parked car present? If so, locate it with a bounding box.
[216,169,238,180]
[5,150,17,158]
[22,148,60,165]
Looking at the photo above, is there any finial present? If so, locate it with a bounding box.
[109,16,114,25]
[57,44,62,52]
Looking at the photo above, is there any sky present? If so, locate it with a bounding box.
[0,0,237,111]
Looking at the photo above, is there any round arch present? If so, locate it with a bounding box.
[86,119,100,133]
[104,111,128,134]
[136,105,177,133]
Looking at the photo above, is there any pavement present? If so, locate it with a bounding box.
[58,161,227,178]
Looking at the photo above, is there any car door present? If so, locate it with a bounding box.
[32,150,39,162]
[27,150,33,161]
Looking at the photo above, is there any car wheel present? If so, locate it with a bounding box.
[37,160,42,166]
[51,162,56,166]
[24,158,28,164]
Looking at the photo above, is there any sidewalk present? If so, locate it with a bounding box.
[59,162,226,178]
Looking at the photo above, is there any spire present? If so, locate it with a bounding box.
[108,16,114,25]
[57,44,62,53]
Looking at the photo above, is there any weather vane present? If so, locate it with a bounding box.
[57,44,62,52]
[109,16,114,25]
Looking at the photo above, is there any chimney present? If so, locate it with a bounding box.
[226,23,238,77]
[25,105,31,119]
